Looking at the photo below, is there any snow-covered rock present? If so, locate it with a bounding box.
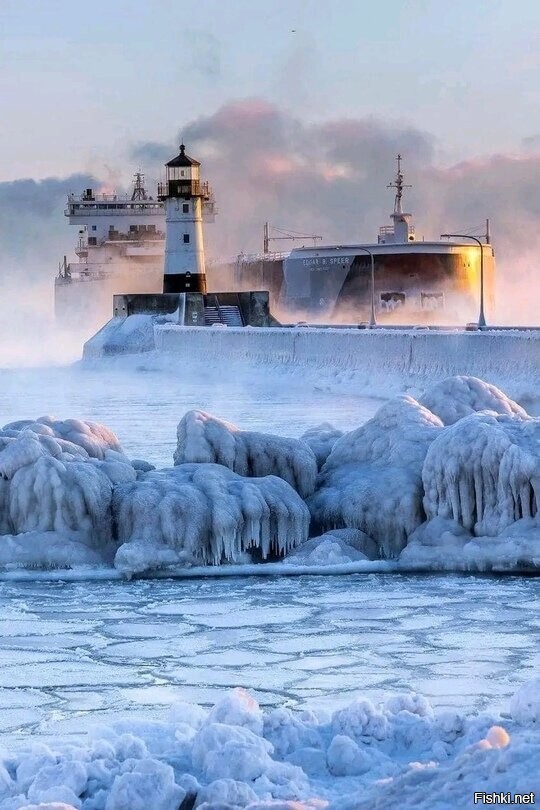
[299,423,343,469]
[309,397,443,557]
[174,410,318,498]
[399,517,540,572]
[284,529,378,566]
[113,463,310,573]
[2,417,125,460]
[419,375,527,426]
[422,413,540,536]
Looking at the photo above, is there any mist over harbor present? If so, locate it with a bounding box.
[1,99,540,323]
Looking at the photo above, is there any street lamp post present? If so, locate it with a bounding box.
[440,233,486,328]
[356,247,376,327]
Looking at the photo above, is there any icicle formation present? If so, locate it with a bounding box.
[174,410,318,498]
[113,463,310,574]
[0,419,135,568]
[309,397,443,558]
[423,413,540,536]
[419,376,527,426]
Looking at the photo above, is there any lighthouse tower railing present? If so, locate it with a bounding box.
[157,180,211,199]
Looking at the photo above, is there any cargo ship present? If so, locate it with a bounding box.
[56,156,495,328]
[55,173,166,329]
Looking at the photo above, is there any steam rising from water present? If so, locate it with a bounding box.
[0,99,538,369]
[135,99,540,326]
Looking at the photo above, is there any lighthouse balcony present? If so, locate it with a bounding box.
[157,180,212,200]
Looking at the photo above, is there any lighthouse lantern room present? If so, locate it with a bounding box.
[158,143,214,294]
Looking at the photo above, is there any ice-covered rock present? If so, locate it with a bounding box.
[0,418,136,571]
[284,529,378,566]
[174,411,318,498]
[2,416,125,460]
[113,463,310,573]
[299,423,343,469]
[309,397,443,557]
[419,375,528,426]
[511,678,540,727]
[399,516,540,572]
[8,457,115,549]
[422,413,540,536]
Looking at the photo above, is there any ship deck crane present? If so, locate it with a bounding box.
[263,221,323,253]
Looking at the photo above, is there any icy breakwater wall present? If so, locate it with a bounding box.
[156,325,540,390]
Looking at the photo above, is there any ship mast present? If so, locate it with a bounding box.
[377,154,416,244]
[387,154,411,215]
[131,171,148,201]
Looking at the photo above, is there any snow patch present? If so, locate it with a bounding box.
[0,681,538,809]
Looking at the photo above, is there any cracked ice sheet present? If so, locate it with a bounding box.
[0,574,537,746]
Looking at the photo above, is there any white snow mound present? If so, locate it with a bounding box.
[1,681,538,809]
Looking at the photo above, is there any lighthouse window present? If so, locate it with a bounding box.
[183,234,190,243]
[183,203,189,213]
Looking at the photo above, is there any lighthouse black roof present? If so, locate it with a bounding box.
[166,143,200,168]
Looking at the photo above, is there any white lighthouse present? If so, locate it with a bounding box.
[158,143,216,293]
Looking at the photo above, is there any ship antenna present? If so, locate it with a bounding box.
[387,154,411,214]
[131,170,148,201]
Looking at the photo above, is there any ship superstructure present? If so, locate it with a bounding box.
[55,173,165,326]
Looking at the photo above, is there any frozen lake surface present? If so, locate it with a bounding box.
[0,573,538,745]
[0,360,537,752]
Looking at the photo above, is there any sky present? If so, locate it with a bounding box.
[2,0,540,181]
[2,0,540,324]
